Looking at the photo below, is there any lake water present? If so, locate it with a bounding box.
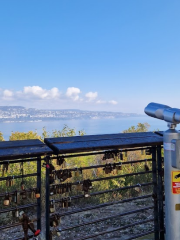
[0,116,169,140]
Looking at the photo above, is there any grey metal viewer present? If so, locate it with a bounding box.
[145,102,180,240]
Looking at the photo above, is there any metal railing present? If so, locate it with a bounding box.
[44,131,165,240]
[0,132,164,240]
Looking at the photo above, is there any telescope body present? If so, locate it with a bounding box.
[145,102,180,124]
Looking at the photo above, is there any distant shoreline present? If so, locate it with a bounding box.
[0,115,146,123]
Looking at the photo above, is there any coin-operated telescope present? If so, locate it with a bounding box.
[145,102,180,125]
[145,102,180,240]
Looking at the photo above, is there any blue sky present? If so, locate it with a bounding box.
[0,1,180,113]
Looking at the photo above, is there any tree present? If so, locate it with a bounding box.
[123,122,150,133]
[0,132,4,141]
[9,125,85,141]
[9,131,41,141]
[122,122,151,163]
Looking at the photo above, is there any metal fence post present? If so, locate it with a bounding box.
[152,147,159,240]
[37,156,41,230]
[157,146,164,239]
[45,156,50,240]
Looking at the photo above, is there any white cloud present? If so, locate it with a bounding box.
[3,90,13,98]
[85,92,98,101]
[109,100,118,105]
[96,100,106,104]
[0,86,119,110]
[66,87,81,101]
[21,86,60,99]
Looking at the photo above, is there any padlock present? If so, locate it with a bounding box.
[68,170,72,178]
[6,162,9,172]
[3,162,9,172]
[22,190,27,200]
[141,149,145,155]
[103,164,109,174]
[50,187,54,196]
[66,183,71,193]
[75,168,80,177]
[57,185,61,194]
[21,181,25,190]
[57,156,64,166]
[12,191,17,203]
[144,160,150,172]
[68,197,71,207]
[4,193,10,206]
[88,179,93,189]
[61,199,65,208]
[135,186,142,193]
[113,153,116,161]
[56,156,61,165]
[9,194,12,203]
[8,177,12,187]
[135,183,142,193]
[19,210,25,221]
[116,162,122,171]
[54,171,57,181]
[9,177,13,187]
[6,178,10,187]
[12,176,15,186]
[65,183,68,193]
[49,200,56,213]
[135,187,141,193]
[51,228,57,236]
[110,152,114,159]
[68,183,72,192]
[64,198,68,208]
[63,184,67,193]
[60,185,64,194]
[17,191,20,204]
[50,215,59,227]
[53,186,57,195]
[31,189,36,199]
[76,181,82,191]
[120,151,123,160]
[27,189,32,199]
[145,148,152,155]
[56,228,61,237]
[83,179,92,192]
[102,153,107,161]
[84,191,90,198]
[105,152,109,159]
[59,170,64,182]
[28,221,41,236]
[62,159,66,168]
[49,175,54,185]
[15,208,19,218]
[49,163,55,174]
[56,230,61,237]
[56,215,60,225]
[82,180,88,192]
[108,163,113,173]
[12,210,16,218]
[96,168,101,176]
[56,185,61,194]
